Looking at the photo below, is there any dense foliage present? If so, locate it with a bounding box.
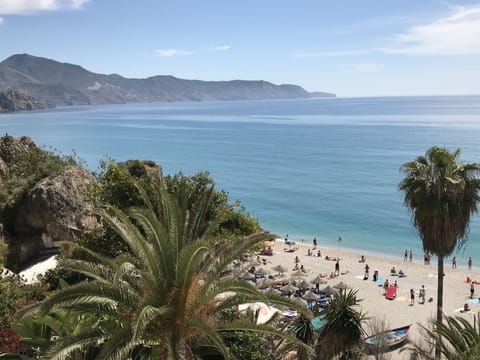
[28,186,302,359]
[87,162,260,258]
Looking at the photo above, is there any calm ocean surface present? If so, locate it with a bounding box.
[2,95,480,263]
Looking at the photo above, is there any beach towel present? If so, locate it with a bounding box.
[386,286,397,300]
[468,298,480,304]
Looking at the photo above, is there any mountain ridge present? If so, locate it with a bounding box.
[0,54,335,109]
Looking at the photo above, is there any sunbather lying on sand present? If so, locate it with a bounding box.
[325,256,341,261]
[284,247,299,252]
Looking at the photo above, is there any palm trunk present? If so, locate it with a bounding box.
[435,255,444,360]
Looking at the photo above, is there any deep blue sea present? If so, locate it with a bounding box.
[2,95,480,263]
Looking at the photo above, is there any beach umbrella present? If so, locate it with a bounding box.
[291,270,307,278]
[239,272,255,281]
[333,281,348,290]
[257,279,274,289]
[320,285,337,296]
[255,267,270,277]
[272,265,288,274]
[292,296,308,307]
[310,275,327,285]
[297,280,311,289]
[303,291,320,302]
[280,283,299,293]
[265,287,282,295]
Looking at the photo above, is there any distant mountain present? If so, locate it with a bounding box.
[0,54,335,109]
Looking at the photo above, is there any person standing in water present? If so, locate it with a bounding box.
[338,234,342,242]
[313,237,317,249]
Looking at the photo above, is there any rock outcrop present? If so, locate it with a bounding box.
[15,166,98,240]
[0,89,52,111]
[0,136,99,268]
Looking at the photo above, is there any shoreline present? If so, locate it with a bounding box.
[275,234,478,272]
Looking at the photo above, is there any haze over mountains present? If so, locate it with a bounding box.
[0,54,334,110]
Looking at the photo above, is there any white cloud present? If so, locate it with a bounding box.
[294,49,373,58]
[0,0,90,15]
[215,45,231,51]
[383,5,480,55]
[154,48,194,57]
[342,63,383,73]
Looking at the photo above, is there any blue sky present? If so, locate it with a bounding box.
[1,1,480,97]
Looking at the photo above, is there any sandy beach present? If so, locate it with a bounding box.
[257,238,480,358]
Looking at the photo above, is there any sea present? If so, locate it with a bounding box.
[1,95,480,264]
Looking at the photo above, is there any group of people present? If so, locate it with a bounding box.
[409,285,427,305]
[403,249,413,262]
[452,256,473,270]
[307,248,322,258]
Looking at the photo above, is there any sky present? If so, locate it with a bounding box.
[0,0,480,97]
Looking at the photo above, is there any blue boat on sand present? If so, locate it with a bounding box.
[363,324,411,351]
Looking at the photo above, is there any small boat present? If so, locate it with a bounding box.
[364,324,411,350]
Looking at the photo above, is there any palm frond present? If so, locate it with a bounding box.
[132,305,169,341]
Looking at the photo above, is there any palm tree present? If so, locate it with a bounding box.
[314,289,367,360]
[288,314,316,360]
[406,314,480,360]
[31,187,306,359]
[399,147,480,359]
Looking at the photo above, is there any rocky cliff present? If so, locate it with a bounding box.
[0,136,99,268]
[0,54,335,109]
[0,89,51,111]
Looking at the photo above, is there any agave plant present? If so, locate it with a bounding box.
[30,186,307,359]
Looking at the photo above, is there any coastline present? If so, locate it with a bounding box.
[260,238,480,358]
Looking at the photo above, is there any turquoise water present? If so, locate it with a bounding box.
[2,95,480,262]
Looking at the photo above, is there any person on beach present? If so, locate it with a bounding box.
[452,256,457,269]
[295,256,299,264]
[409,250,413,262]
[338,234,342,242]
[334,260,340,276]
[419,285,426,304]
[307,249,312,256]
[359,255,365,263]
[468,257,473,270]
[317,250,321,258]
[373,270,378,282]
[394,280,398,288]
[383,279,389,294]
[410,289,415,305]
[364,264,370,280]
[404,249,408,262]
[313,237,317,249]
[471,283,475,299]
